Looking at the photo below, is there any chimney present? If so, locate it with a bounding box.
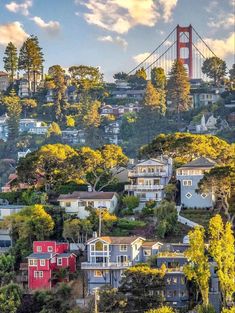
[88,185,92,192]
[93,231,97,238]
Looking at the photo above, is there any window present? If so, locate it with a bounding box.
[120,244,127,252]
[185,192,192,199]
[94,270,103,277]
[29,259,37,266]
[36,246,42,252]
[40,259,45,266]
[117,255,128,264]
[135,254,139,261]
[47,246,53,252]
[201,193,208,198]
[120,270,126,278]
[57,258,62,265]
[183,180,192,186]
[172,277,178,284]
[181,277,185,285]
[143,249,151,256]
[34,271,43,278]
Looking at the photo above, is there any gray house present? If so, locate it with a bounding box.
[81,236,162,293]
[176,157,215,208]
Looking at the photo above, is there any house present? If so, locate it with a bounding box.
[0,114,8,141]
[81,235,162,293]
[58,191,119,219]
[61,129,86,145]
[0,205,25,250]
[176,157,215,208]
[17,149,31,161]
[27,241,76,290]
[125,157,173,203]
[0,71,9,92]
[187,114,218,134]
[104,120,120,145]
[190,90,221,108]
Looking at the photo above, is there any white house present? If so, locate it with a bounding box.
[125,157,173,202]
[58,191,119,219]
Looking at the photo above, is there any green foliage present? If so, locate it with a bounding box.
[196,304,216,313]
[116,218,146,230]
[202,57,227,85]
[155,200,178,238]
[167,60,191,114]
[0,283,22,313]
[98,286,127,313]
[3,42,18,83]
[122,195,140,210]
[151,67,166,89]
[0,254,15,287]
[63,218,92,243]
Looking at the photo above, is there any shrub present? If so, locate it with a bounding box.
[122,195,140,210]
[117,218,146,230]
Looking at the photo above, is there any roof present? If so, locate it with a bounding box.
[58,191,117,201]
[179,157,215,169]
[142,241,162,248]
[27,253,55,259]
[58,253,76,258]
[0,71,8,77]
[87,236,145,245]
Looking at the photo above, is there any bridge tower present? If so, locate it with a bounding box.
[176,24,193,79]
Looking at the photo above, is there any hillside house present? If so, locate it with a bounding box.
[58,191,118,219]
[27,241,76,290]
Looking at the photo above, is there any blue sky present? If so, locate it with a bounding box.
[0,0,234,81]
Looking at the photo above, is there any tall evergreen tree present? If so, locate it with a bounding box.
[18,35,44,94]
[3,42,18,83]
[135,67,147,80]
[202,57,227,85]
[151,67,166,89]
[143,81,166,114]
[167,60,191,115]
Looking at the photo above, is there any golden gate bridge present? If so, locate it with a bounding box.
[128,25,217,80]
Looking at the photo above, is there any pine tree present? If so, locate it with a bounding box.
[151,67,166,89]
[167,60,191,115]
[18,35,44,94]
[143,81,166,114]
[3,42,18,83]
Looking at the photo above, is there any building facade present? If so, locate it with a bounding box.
[27,241,76,290]
[176,157,215,208]
[125,157,173,202]
[58,191,118,219]
[81,236,162,293]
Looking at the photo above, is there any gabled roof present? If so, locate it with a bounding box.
[142,241,163,248]
[87,236,145,245]
[58,191,117,201]
[27,253,55,259]
[58,253,76,258]
[179,157,215,169]
[136,158,166,166]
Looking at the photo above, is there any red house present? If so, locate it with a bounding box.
[27,241,76,290]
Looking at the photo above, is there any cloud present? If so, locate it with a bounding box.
[5,0,32,16]
[0,21,29,47]
[31,16,60,35]
[98,35,128,49]
[197,33,235,59]
[76,0,178,34]
[208,13,234,30]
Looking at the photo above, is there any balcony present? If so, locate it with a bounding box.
[81,262,132,270]
[128,171,167,178]
[125,184,164,191]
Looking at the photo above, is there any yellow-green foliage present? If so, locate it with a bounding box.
[145,306,175,313]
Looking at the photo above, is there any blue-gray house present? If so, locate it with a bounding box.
[176,157,215,208]
[81,236,162,293]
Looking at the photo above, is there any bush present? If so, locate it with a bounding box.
[142,206,154,216]
[121,207,134,216]
[117,218,146,230]
[196,304,216,313]
[145,200,156,208]
[122,195,140,210]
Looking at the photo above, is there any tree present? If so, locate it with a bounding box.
[122,195,140,211]
[0,283,22,313]
[75,144,128,191]
[140,133,234,167]
[3,42,18,83]
[66,116,75,127]
[63,219,81,243]
[143,81,166,114]
[2,90,22,142]
[0,254,15,287]
[151,67,166,89]
[68,65,103,93]
[119,264,166,311]
[184,226,210,306]
[154,200,178,238]
[46,122,62,140]
[198,166,234,221]
[208,215,235,307]
[18,36,44,94]
[167,60,191,114]
[98,286,127,313]
[48,65,66,121]
[202,57,227,85]
[229,64,235,81]
[145,306,175,313]
[20,98,37,118]
[113,72,128,80]
[135,67,147,80]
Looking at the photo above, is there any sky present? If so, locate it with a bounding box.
[0,0,234,81]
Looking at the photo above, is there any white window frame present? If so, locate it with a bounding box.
[143,249,151,256]
[183,180,192,186]
[29,259,37,266]
[94,270,103,277]
[185,192,192,199]
[120,244,127,252]
[36,246,42,252]
[34,271,43,278]
[57,258,62,265]
[40,259,45,266]
[135,254,139,261]
[47,246,53,252]
[201,193,208,198]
